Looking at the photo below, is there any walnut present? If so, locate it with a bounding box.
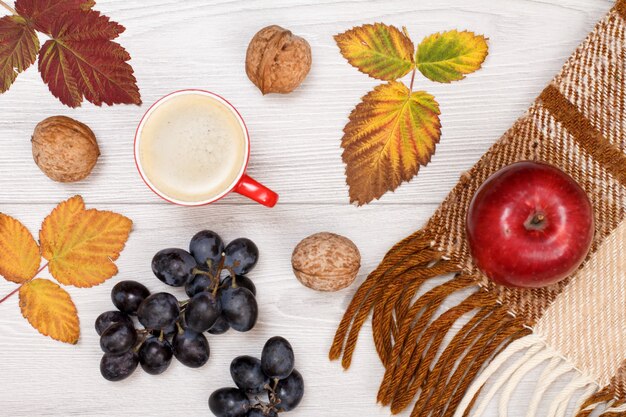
[32,116,100,183]
[246,25,312,95]
[291,232,361,292]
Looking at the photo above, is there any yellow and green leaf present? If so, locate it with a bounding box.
[19,278,80,344]
[415,30,488,83]
[0,213,41,283]
[40,196,132,288]
[335,23,414,81]
[342,82,441,205]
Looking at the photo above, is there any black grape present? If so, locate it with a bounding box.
[208,315,230,335]
[209,388,250,417]
[224,238,259,275]
[219,286,258,332]
[247,410,277,417]
[221,275,256,296]
[111,280,150,315]
[152,248,196,287]
[275,369,304,412]
[261,336,294,379]
[95,310,133,336]
[173,329,210,368]
[186,272,215,297]
[137,292,180,330]
[185,291,221,333]
[100,321,137,354]
[100,351,139,382]
[230,355,269,395]
[139,336,173,375]
[190,230,224,267]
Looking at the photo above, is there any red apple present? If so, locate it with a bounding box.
[466,161,594,288]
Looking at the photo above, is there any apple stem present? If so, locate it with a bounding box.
[525,212,547,231]
[531,213,545,225]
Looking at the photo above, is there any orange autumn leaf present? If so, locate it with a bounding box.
[40,196,132,288]
[342,82,441,205]
[39,195,85,256]
[19,278,79,344]
[0,213,41,283]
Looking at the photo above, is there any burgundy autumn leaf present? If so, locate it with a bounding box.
[15,0,94,33]
[0,15,39,92]
[38,9,140,107]
[0,0,140,107]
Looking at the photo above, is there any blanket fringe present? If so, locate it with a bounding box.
[330,228,530,416]
[330,229,457,369]
[329,227,624,416]
[458,334,600,417]
[600,400,626,416]
[575,387,615,417]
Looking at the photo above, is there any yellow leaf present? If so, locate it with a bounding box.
[19,278,80,344]
[342,82,441,205]
[40,196,132,288]
[415,30,488,83]
[39,195,85,257]
[0,214,41,283]
[335,23,414,81]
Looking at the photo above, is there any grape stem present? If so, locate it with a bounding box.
[262,379,282,409]
[224,266,238,288]
[133,332,150,352]
[175,321,185,334]
[214,254,226,280]
[0,262,49,305]
[0,0,16,15]
[252,400,277,415]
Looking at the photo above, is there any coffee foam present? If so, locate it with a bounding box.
[139,93,247,203]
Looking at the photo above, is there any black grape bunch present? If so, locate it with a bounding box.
[210,337,304,417]
[95,230,260,381]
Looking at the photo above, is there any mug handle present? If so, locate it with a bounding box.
[234,175,279,207]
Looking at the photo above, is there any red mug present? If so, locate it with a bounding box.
[134,90,278,207]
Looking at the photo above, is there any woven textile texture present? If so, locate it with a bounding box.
[331,1,626,416]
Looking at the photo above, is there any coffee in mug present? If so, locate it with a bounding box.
[135,90,277,207]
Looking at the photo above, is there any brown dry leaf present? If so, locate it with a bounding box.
[0,213,41,283]
[342,82,441,205]
[40,196,132,287]
[19,278,80,344]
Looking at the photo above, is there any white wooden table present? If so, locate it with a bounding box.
[0,0,613,415]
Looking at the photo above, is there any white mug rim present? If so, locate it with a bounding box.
[134,89,251,206]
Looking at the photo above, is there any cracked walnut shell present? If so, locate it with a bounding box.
[32,116,100,183]
[292,232,361,292]
[246,25,312,94]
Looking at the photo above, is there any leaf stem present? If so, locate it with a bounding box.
[0,262,49,305]
[409,68,417,92]
[0,0,17,15]
[0,286,20,304]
